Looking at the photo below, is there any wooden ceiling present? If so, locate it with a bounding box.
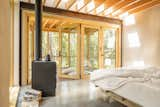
[21,0,160,19]
[29,16,81,31]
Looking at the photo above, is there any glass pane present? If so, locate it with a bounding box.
[42,31,48,59]
[84,28,99,75]
[48,32,59,64]
[62,32,69,68]
[69,32,78,74]
[103,29,116,68]
[61,30,78,76]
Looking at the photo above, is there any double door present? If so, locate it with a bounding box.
[41,26,80,79]
[81,25,119,79]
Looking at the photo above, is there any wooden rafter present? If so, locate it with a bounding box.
[50,21,66,29]
[55,0,62,8]
[66,0,77,10]
[129,0,160,14]
[77,0,91,12]
[49,20,60,28]
[87,0,106,14]
[98,0,122,15]
[43,19,50,28]
[111,0,140,17]
[59,21,67,26]
[108,0,136,16]
[21,2,122,25]
[21,1,160,20]
[114,0,152,17]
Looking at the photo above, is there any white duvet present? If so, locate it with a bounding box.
[90,67,160,107]
[91,67,160,90]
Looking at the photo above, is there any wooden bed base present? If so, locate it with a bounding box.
[99,88,142,107]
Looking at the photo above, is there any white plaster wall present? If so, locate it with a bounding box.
[123,5,160,67]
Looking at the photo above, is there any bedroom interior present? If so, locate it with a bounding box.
[0,0,160,107]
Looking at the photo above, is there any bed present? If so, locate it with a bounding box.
[90,67,160,107]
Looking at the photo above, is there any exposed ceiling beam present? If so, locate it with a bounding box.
[77,0,91,12]
[43,19,50,28]
[21,0,160,20]
[20,2,122,25]
[111,0,140,17]
[54,21,66,28]
[97,0,122,16]
[108,0,136,16]
[60,21,67,26]
[55,0,62,8]
[49,20,60,28]
[87,0,106,14]
[114,0,152,17]
[129,0,160,14]
[66,0,77,10]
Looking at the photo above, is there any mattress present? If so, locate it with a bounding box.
[94,78,160,107]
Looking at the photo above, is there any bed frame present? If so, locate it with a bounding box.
[98,87,142,107]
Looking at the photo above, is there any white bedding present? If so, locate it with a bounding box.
[90,67,160,81]
[95,78,160,107]
[91,67,160,107]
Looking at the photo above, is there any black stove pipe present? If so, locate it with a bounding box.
[35,0,42,60]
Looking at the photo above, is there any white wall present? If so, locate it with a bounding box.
[0,0,11,106]
[123,5,160,67]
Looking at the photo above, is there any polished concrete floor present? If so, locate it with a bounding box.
[40,80,125,107]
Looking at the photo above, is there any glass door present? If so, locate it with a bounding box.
[48,32,60,63]
[41,31,60,79]
[81,25,100,79]
[59,26,80,79]
[102,28,117,68]
[42,31,60,62]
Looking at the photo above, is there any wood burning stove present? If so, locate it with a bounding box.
[32,0,56,97]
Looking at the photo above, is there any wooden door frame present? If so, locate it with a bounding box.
[80,24,101,79]
[58,26,81,79]
[101,27,122,69]
[27,21,35,84]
